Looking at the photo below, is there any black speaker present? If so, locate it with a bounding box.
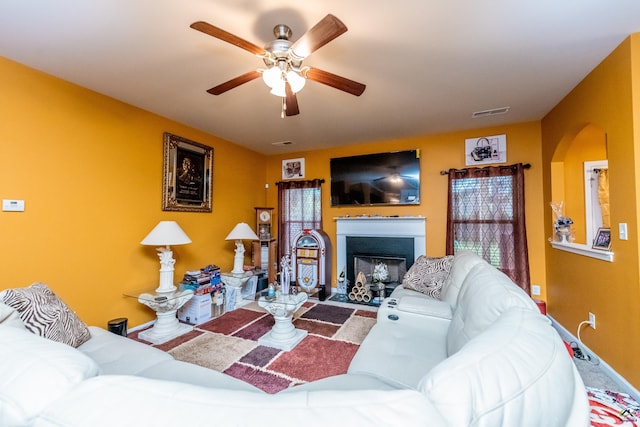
[107,318,128,337]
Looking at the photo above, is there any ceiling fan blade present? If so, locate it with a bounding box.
[206,71,261,95]
[290,14,348,59]
[304,67,366,96]
[284,82,300,116]
[190,21,266,56]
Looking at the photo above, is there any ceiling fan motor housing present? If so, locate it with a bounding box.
[263,25,303,69]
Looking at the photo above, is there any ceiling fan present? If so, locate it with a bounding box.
[190,14,366,117]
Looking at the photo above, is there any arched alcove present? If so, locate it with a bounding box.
[550,123,610,258]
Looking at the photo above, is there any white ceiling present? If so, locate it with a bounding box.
[1,1,639,155]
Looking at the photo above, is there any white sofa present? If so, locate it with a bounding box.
[0,252,589,426]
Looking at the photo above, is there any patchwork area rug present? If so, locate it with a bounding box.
[132,300,377,393]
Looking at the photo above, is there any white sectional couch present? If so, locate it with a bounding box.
[0,251,589,426]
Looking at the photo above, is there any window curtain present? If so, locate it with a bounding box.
[276,179,324,260]
[445,163,530,293]
[597,169,610,228]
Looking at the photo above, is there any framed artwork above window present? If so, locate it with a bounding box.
[282,158,305,180]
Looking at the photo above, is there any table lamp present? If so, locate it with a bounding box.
[225,222,259,274]
[141,221,192,293]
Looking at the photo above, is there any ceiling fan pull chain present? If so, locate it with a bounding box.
[281,97,285,119]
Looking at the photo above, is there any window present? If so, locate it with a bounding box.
[446,163,530,293]
[276,179,324,260]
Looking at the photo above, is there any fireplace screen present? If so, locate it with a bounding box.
[353,255,407,287]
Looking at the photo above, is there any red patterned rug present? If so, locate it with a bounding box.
[131,301,377,393]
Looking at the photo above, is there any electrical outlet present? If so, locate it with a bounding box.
[589,312,596,329]
[531,285,541,296]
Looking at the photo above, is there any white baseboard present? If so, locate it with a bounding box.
[127,319,155,333]
[549,314,640,402]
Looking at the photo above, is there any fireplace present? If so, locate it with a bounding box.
[346,236,414,293]
[335,216,426,296]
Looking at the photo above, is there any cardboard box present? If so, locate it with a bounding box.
[178,293,212,325]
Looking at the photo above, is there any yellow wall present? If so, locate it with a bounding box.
[0,56,267,327]
[541,34,640,386]
[265,122,547,300]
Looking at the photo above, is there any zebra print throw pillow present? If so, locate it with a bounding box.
[401,255,454,299]
[0,302,28,330]
[0,283,90,348]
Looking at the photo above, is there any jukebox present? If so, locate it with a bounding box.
[290,229,332,300]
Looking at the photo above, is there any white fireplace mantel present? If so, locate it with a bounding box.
[335,216,426,275]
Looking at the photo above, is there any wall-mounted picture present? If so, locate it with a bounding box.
[592,227,611,250]
[465,134,507,165]
[282,157,305,180]
[162,132,213,212]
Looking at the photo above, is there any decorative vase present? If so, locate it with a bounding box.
[372,262,389,284]
[337,278,348,301]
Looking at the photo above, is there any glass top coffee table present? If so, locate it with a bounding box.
[256,292,308,351]
[123,287,194,345]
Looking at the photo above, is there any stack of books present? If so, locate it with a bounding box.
[181,264,221,295]
[178,264,225,325]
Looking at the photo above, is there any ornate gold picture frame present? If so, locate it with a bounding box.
[162,132,213,212]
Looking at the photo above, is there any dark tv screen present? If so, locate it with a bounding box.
[330,150,420,207]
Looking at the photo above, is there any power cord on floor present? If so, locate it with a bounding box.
[573,320,600,365]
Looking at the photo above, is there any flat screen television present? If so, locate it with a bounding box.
[330,150,420,207]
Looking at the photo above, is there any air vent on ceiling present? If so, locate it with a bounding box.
[271,140,294,146]
[472,106,510,118]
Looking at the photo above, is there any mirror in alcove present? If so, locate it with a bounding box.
[551,123,609,248]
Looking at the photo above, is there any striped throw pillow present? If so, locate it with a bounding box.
[401,255,454,298]
[0,283,90,348]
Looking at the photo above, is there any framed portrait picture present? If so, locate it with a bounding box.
[282,157,305,180]
[465,134,507,165]
[162,132,213,212]
[592,227,611,251]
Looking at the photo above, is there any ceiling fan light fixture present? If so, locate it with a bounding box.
[270,82,286,97]
[191,14,365,116]
[262,66,282,88]
[286,70,306,93]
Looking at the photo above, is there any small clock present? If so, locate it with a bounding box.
[255,207,274,240]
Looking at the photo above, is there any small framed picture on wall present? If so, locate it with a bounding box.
[592,227,611,251]
[282,158,305,180]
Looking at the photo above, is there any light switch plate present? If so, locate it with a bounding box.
[619,223,628,240]
[2,199,25,212]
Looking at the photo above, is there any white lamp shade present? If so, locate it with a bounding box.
[141,221,192,246]
[225,222,259,241]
